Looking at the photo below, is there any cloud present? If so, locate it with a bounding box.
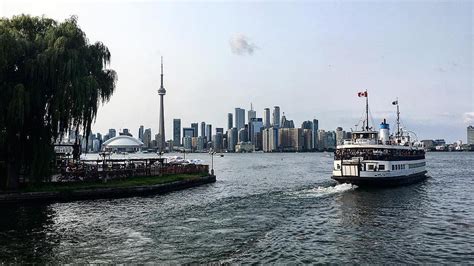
[229,34,258,55]
[463,112,474,124]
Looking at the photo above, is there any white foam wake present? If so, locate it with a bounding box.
[289,183,357,198]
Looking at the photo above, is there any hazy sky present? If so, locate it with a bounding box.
[2,0,473,142]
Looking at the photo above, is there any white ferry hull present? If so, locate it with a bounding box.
[331,170,428,187]
[331,159,428,186]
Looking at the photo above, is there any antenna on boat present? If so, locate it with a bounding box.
[393,98,400,142]
[365,90,369,131]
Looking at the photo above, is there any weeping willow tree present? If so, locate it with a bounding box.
[0,15,117,189]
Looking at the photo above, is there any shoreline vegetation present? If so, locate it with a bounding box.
[0,173,216,204]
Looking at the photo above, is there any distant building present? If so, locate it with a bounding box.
[248,103,256,123]
[143,128,152,148]
[263,108,271,128]
[191,123,199,138]
[196,136,205,152]
[302,129,312,151]
[212,132,224,152]
[272,106,280,128]
[227,127,238,152]
[206,124,212,142]
[238,128,248,143]
[183,136,192,151]
[201,122,206,138]
[263,127,278,152]
[235,141,254,153]
[335,127,345,146]
[301,121,313,130]
[249,118,263,144]
[235,108,245,130]
[227,113,233,130]
[278,128,303,152]
[102,135,143,153]
[173,119,181,147]
[120,128,132,137]
[216,127,224,135]
[468,126,474,145]
[108,128,116,139]
[138,125,144,141]
[312,119,319,150]
[183,127,194,140]
[280,113,294,128]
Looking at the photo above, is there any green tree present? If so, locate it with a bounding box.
[0,15,117,189]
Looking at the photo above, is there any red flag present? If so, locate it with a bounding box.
[358,91,368,97]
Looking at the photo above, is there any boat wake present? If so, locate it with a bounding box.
[288,183,357,198]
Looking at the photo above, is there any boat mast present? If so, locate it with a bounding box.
[365,90,369,131]
[396,97,400,141]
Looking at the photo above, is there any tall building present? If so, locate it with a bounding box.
[468,126,474,145]
[212,132,224,152]
[206,124,212,142]
[263,127,278,152]
[157,56,167,152]
[108,128,116,139]
[278,128,303,152]
[173,119,181,147]
[191,123,199,137]
[143,128,152,148]
[301,121,313,130]
[263,108,271,128]
[249,118,263,143]
[272,106,280,128]
[201,122,206,138]
[227,113,233,130]
[138,125,144,141]
[248,103,256,122]
[227,127,238,152]
[183,127,194,139]
[235,108,245,130]
[335,127,345,146]
[216,127,224,135]
[120,128,132,136]
[312,119,319,150]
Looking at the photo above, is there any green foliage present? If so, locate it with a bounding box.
[0,15,117,188]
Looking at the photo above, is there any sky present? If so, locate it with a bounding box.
[2,0,473,143]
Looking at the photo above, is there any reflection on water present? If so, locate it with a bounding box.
[0,152,473,263]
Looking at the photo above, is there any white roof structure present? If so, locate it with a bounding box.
[102,135,144,148]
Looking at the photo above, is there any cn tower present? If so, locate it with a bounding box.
[158,56,166,153]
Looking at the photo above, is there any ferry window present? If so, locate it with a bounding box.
[379,165,385,170]
[337,164,340,169]
[368,165,374,170]
[392,165,395,170]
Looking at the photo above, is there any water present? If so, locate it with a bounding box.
[0,152,473,263]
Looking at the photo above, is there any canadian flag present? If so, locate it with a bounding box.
[358,91,368,97]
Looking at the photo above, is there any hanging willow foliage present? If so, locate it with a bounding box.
[0,15,117,189]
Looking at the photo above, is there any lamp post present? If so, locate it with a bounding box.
[209,149,216,176]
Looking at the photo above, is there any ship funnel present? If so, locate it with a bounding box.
[379,119,390,144]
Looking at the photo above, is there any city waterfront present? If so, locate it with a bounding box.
[0,152,473,263]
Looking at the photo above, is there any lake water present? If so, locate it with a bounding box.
[0,152,473,263]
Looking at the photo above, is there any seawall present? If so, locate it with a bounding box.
[0,175,216,204]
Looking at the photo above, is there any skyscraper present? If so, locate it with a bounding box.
[248,103,256,122]
[468,126,474,144]
[227,113,233,130]
[273,106,280,128]
[263,108,271,128]
[191,123,199,137]
[173,119,181,147]
[206,124,212,142]
[201,122,206,138]
[138,125,144,141]
[108,129,116,139]
[235,108,245,130]
[157,56,166,152]
[312,119,319,150]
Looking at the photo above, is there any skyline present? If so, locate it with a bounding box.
[2,0,472,143]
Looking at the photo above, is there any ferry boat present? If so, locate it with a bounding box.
[331,91,428,186]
